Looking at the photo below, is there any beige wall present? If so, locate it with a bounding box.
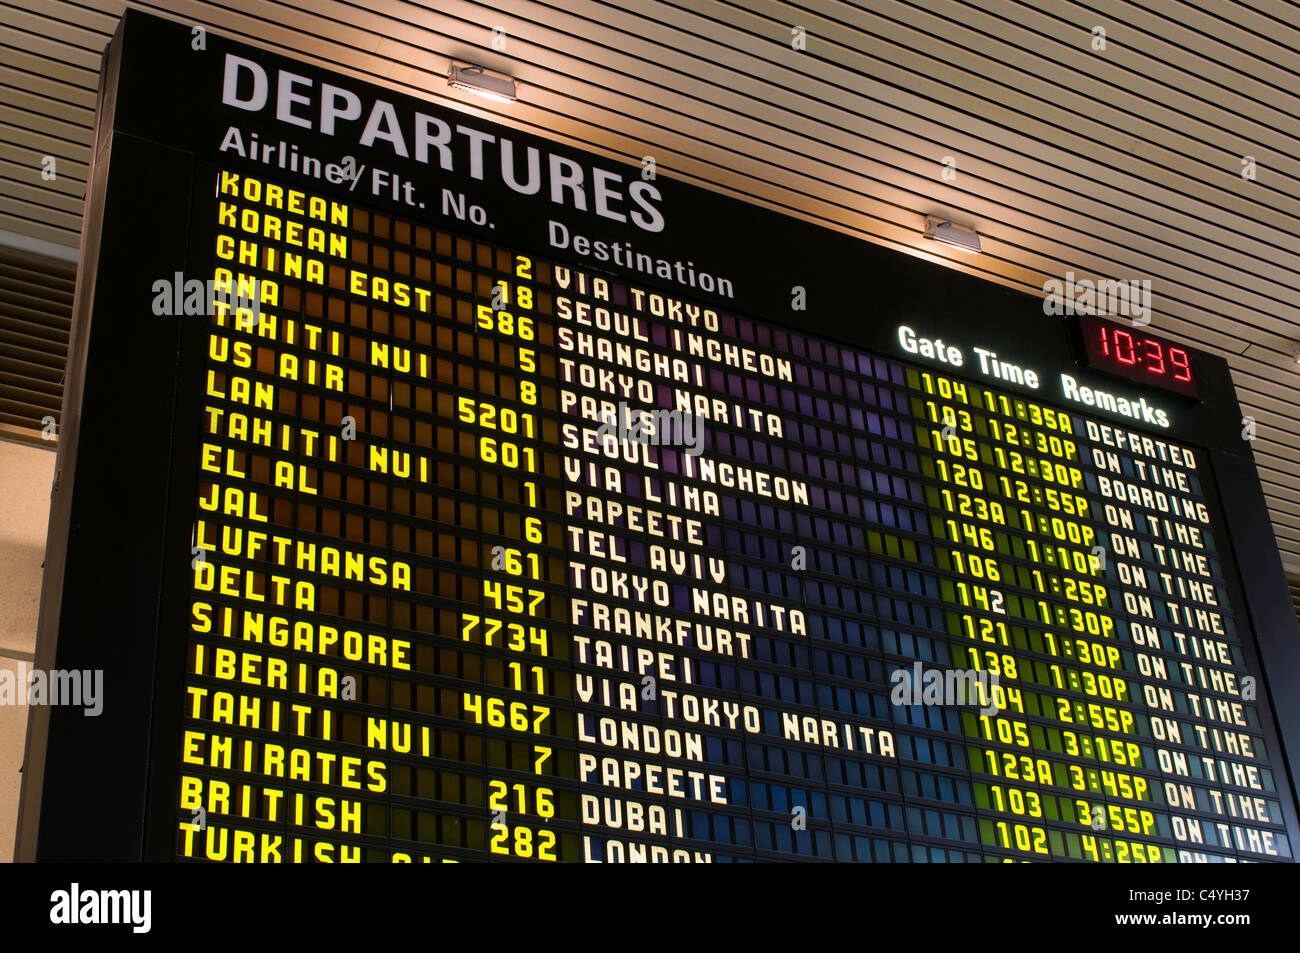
[0,439,55,861]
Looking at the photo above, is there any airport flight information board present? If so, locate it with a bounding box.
[18,11,1300,863]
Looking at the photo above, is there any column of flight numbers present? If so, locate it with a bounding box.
[906,369,1165,862]
[462,247,576,861]
[185,176,388,862]
[909,367,1029,860]
[345,214,573,861]
[348,212,565,861]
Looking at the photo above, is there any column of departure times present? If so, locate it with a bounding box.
[908,368,1167,861]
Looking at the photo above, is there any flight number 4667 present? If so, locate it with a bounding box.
[463,693,550,733]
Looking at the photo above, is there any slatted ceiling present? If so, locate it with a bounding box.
[1261,445,1300,477]
[1141,0,1300,76]
[1265,499,1300,529]
[833,0,1300,195]
[0,130,91,176]
[1,38,99,86]
[1254,460,1299,493]
[0,2,1295,572]
[1248,379,1300,419]
[1249,430,1299,468]
[1274,528,1300,550]
[1250,412,1300,448]
[0,244,73,435]
[0,213,80,251]
[0,29,101,74]
[1264,482,1300,512]
[0,146,89,188]
[671,1,1288,229]
[1264,493,1300,527]
[1069,0,1300,119]
[1263,494,1300,525]
[0,205,90,248]
[1256,479,1296,525]
[985,0,1300,163]
[1273,496,1300,516]
[1265,530,1300,559]
[0,70,97,118]
[1242,366,1300,400]
[0,199,86,246]
[1261,510,1298,546]
[0,3,102,53]
[0,114,92,170]
[0,192,83,233]
[2,83,94,131]
[5,0,1289,297]
[1260,461,1300,486]
[718,5,1300,324]
[1239,379,1300,418]
[1251,448,1300,482]
[1241,0,1300,41]
[1263,498,1300,533]
[27,0,118,34]
[1,177,86,221]
[1224,378,1294,416]
[0,89,93,139]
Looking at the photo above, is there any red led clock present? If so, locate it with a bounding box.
[1077,313,1198,398]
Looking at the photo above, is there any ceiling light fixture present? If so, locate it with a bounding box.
[448,63,517,103]
[924,216,982,254]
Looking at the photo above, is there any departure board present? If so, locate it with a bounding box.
[18,10,1300,864]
